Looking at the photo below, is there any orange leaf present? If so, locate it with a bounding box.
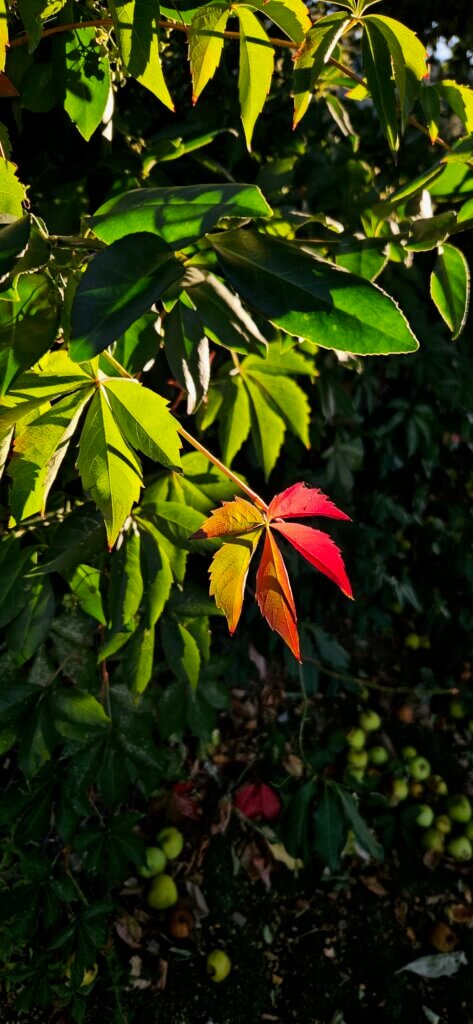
[193,496,265,539]
[209,528,263,633]
[255,529,300,661]
[272,521,353,598]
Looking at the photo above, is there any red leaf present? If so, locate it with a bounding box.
[192,497,265,539]
[234,782,281,821]
[272,521,353,598]
[267,482,350,522]
[0,74,19,98]
[256,529,301,660]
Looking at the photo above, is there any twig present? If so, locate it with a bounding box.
[178,424,268,511]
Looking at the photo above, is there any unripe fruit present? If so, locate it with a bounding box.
[346,728,366,751]
[409,757,431,781]
[369,745,389,766]
[435,815,452,835]
[347,767,365,783]
[405,633,420,650]
[414,804,434,828]
[147,874,178,910]
[464,820,473,841]
[422,829,445,854]
[206,949,232,983]
[447,836,473,862]
[409,782,424,799]
[447,795,472,824]
[449,698,466,720]
[401,746,417,761]
[157,826,184,860]
[358,685,370,702]
[347,749,368,769]
[359,709,381,733]
[430,775,448,796]
[390,778,409,804]
[138,846,167,878]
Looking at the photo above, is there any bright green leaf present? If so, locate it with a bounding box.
[65,564,107,625]
[64,27,111,141]
[293,12,349,127]
[430,243,470,340]
[104,377,182,469]
[189,2,230,102]
[362,21,398,152]
[0,159,27,220]
[108,0,174,108]
[237,7,274,150]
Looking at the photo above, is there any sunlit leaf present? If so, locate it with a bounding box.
[256,529,300,660]
[209,527,262,632]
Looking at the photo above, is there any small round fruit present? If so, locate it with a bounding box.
[138,846,167,878]
[147,874,178,910]
[447,836,473,862]
[390,778,409,804]
[409,756,431,781]
[405,633,420,650]
[206,949,232,983]
[157,826,184,860]
[346,728,366,751]
[359,709,381,733]
[401,746,417,761]
[369,746,389,766]
[447,795,472,824]
[464,820,473,841]
[409,782,424,799]
[358,685,370,702]
[422,829,445,854]
[414,804,434,829]
[347,767,365,783]
[449,698,466,720]
[435,815,452,836]
[347,749,368,769]
[430,775,448,796]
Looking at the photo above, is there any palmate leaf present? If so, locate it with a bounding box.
[245,0,310,44]
[236,6,274,150]
[195,483,352,658]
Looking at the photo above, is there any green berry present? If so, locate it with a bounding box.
[390,778,409,804]
[157,826,184,860]
[435,815,452,836]
[414,804,434,828]
[369,746,389,766]
[409,757,431,781]
[138,846,167,879]
[206,950,232,982]
[401,746,417,761]
[347,767,365,783]
[147,874,178,910]
[447,836,473,862]
[359,709,381,733]
[430,775,449,796]
[447,795,472,824]
[346,728,366,751]
[347,749,368,768]
[422,829,445,854]
[449,698,466,720]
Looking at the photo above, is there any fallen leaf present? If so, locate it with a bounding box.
[396,951,468,978]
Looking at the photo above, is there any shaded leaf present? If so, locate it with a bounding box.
[293,13,349,128]
[313,781,346,871]
[63,27,111,141]
[362,20,399,152]
[160,615,201,689]
[7,577,55,666]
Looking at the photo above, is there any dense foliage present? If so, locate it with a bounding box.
[0,0,472,1018]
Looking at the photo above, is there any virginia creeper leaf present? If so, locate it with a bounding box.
[0,217,30,284]
[293,13,349,128]
[77,388,142,547]
[160,615,200,689]
[64,564,106,625]
[272,520,353,598]
[243,372,287,479]
[255,529,300,661]
[219,375,251,466]
[209,527,263,633]
[0,272,61,395]
[245,0,310,45]
[139,524,173,626]
[63,27,111,141]
[244,366,310,448]
[194,495,265,538]
[211,230,419,355]
[104,378,182,469]
[0,0,8,72]
[237,6,274,151]
[362,21,399,152]
[268,482,350,521]
[430,243,470,340]
[9,388,94,522]
[189,2,230,102]
[437,82,473,134]
[108,0,174,108]
[7,577,55,666]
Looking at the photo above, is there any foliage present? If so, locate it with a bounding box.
[0,0,472,1017]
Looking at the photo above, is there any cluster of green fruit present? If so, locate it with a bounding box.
[141,826,184,909]
[344,709,473,862]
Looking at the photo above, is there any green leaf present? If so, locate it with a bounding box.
[0,217,30,284]
[362,21,398,152]
[236,7,274,151]
[243,362,310,447]
[139,523,173,626]
[211,230,419,355]
[127,624,155,695]
[7,577,55,666]
[161,615,201,689]
[437,81,473,134]
[430,243,470,340]
[0,423,13,479]
[293,12,349,127]
[104,377,182,469]
[184,270,267,355]
[52,689,110,734]
[0,540,34,628]
[283,778,316,861]
[419,84,441,143]
[245,0,310,45]
[334,237,388,281]
[163,300,210,414]
[365,15,428,126]
[219,374,251,465]
[32,504,107,575]
[313,781,346,871]
[100,528,143,657]
[18,0,67,53]
[0,0,8,73]
[0,159,27,220]
[18,702,56,777]
[0,272,61,395]
[189,2,230,102]
[144,500,206,549]
[77,389,142,547]
[89,183,272,249]
[64,564,107,625]
[336,784,384,860]
[406,211,457,253]
[69,232,184,362]
[243,373,286,478]
[9,388,93,521]
[113,311,159,375]
[0,349,93,426]
[108,0,174,108]
[63,27,111,141]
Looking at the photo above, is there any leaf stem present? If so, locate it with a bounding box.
[177,424,268,511]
